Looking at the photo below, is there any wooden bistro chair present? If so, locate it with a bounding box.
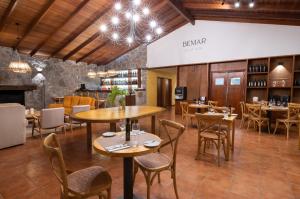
[273,103,300,139]
[246,103,270,135]
[43,133,112,199]
[240,101,249,128]
[180,101,195,127]
[69,105,90,133]
[195,113,227,166]
[134,120,185,199]
[208,100,218,107]
[33,107,66,138]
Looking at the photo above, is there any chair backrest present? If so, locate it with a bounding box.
[240,101,246,115]
[43,133,68,195]
[208,100,218,107]
[180,101,189,115]
[158,119,185,169]
[41,108,65,129]
[195,113,224,134]
[287,103,300,120]
[72,105,90,114]
[246,103,262,118]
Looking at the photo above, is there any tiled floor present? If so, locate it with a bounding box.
[1,109,300,199]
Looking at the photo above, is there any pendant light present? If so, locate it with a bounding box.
[8,23,32,74]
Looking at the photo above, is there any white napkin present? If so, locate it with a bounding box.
[105,144,131,152]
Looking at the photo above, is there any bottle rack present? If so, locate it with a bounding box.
[100,69,141,91]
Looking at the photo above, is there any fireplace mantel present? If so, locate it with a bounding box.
[0,85,37,91]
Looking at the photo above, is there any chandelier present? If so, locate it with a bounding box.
[8,50,32,74]
[8,23,32,74]
[98,0,163,45]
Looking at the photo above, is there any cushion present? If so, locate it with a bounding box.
[79,97,92,106]
[71,96,81,106]
[48,103,63,109]
[67,166,111,196]
[63,96,73,108]
[135,153,171,170]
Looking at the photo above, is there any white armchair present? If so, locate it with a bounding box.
[69,105,90,133]
[33,107,66,138]
[0,103,26,149]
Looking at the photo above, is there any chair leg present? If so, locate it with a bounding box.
[203,140,207,153]
[247,120,251,131]
[222,139,226,157]
[258,122,261,135]
[172,170,179,199]
[39,128,42,139]
[286,123,290,140]
[240,117,244,128]
[267,121,270,134]
[133,162,139,186]
[107,187,111,199]
[217,138,221,167]
[158,172,161,184]
[273,121,279,135]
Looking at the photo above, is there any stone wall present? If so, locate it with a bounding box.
[0,44,148,108]
[0,46,99,109]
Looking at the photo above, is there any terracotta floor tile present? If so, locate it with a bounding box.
[1,108,300,199]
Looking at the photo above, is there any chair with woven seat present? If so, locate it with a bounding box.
[43,133,112,199]
[180,101,195,127]
[134,119,185,199]
[240,101,249,128]
[208,100,218,107]
[246,103,270,134]
[273,103,300,139]
[195,113,227,166]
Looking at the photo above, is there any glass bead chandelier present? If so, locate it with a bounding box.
[98,0,163,46]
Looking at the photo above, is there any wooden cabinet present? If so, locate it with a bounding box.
[178,64,208,101]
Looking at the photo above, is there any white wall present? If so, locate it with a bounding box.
[147,20,300,68]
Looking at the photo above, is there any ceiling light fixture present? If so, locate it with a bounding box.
[249,0,255,8]
[234,1,240,8]
[8,23,31,74]
[99,0,163,46]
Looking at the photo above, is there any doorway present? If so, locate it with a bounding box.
[157,77,172,108]
[210,71,246,116]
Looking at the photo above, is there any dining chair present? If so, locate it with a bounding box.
[43,133,112,199]
[195,113,227,166]
[134,119,185,199]
[273,103,300,139]
[246,103,270,134]
[208,100,218,107]
[33,107,66,138]
[180,101,195,127]
[69,105,90,133]
[240,101,249,128]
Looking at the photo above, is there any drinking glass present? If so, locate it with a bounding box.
[131,123,140,147]
[119,120,126,132]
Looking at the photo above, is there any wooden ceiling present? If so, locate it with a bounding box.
[0,0,300,65]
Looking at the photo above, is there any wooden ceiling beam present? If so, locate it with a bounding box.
[30,0,90,56]
[183,2,300,13]
[0,0,19,32]
[50,5,112,57]
[166,0,195,25]
[63,32,99,61]
[76,40,109,63]
[14,0,56,49]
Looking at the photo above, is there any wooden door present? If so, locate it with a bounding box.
[227,72,246,116]
[210,71,245,116]
[157,77,172,108]
[210,72,228,106]
[187,66,201,100]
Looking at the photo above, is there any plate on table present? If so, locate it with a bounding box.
[144,140,160,148]
[102,132,116,137]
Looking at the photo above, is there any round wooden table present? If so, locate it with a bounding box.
[71,105,165,199]
[94,132,161,199]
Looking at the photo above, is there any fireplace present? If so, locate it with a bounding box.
[0,85,37,105]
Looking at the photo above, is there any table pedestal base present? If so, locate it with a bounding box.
[123,157,134,199]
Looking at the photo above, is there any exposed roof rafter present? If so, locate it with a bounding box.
[14,0,56,49]
[166,0,195,25]
[0,0,19,32]
[30,0,91,56]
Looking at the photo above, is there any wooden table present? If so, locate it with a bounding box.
[94,132,161,199]
[202,112,238,160]
[188,103,209,109]
[71,105,165,199]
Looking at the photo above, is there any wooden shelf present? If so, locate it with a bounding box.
[293,86,300,89]
[247,87,267,89]
[247,72,268,75]
[268,87,291,89]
